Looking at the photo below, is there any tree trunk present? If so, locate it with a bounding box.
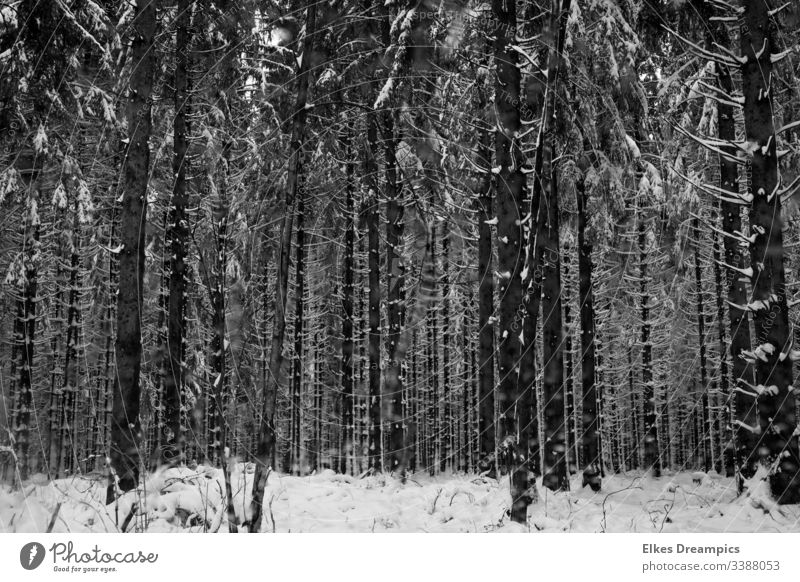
[475,102,496,475]
[563,226,576,474]
[208,144,230,468]
[717,54,758,481]
[384,109,405,477]
[576,167,601,489]
[250,0,317,530]
[60,209,81,476]
[12,201,39,482]
[740,1,800,503]
[520,0,573,498]
[493,0,535,521]
[693,217,711,472]
[711,228,729,475]
[541,159,568,491]
[638,193,659,476]
[340,130,355,475]
[427,228,440,474]
[98,217,117,472]
[47,235,65,478]
[108,0,157,502]
[162,0,193,466]
[290,187,305,474]
[366,118,382,474]
[439,221,451,474]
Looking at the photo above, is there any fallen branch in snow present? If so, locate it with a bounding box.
[449,490,475,506]
[658,489,676,533]
[46,502,62,533]
[601,480,643,533]
[120,503,137,533]
[428,487,443,515]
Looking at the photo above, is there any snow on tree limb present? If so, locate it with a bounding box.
[664,25,744,67]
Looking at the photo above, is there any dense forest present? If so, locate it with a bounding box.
[2,0,800,531]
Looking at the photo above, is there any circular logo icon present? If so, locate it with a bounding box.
[20,542,46,570]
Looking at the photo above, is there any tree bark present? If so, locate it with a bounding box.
[13,201,39,482]
[366,116,382,474]
[250,0,317,530]
[162,0,193,466]
[340,130,355,475]
[693,216,711,472]
[60,209,81,476]
[439,221,451,474]
[638,204,659,476]
[207,145,230,468]
[475,98,496,475]
[108,0,157,502]
[290,186,305,474]
[520,0,573,496]
[385,109,406,477]
[717,54,758,481]
[740,1,800,503]
[493,0,531,522]
[711,228,729,475]
[541,159,568,491]
[563,225,575,473]
[576,166,601,489]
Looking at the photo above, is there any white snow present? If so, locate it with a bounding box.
[373,78,394,110]
[0,167,20,204]
[625,134,640,159]
[33,124,48,154]
[2,468,800,533]
[52,181,68,209]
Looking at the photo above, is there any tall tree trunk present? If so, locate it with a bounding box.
[711,227,729,475]
[493,0,531,522]
[717,54,758,482]
[740,1,800,503]
[357,231,368,472]
[108,0,157,502]
[12,199,39,482]
[439,221,451,474]
[47,240,65,478]
[340,130,355,475]
[428,228,440,474]
[638,192,659,476]
[462,308,472,472]
[60,209,81,476]
[250,0,317,530]
[208,144,230,468]
[98,217,117,472]
[291,188,305,474]
[541,159,568,491]
[385,109,405,477]
[520,0,573,498]
[576,166,601,489]
[693,217,711,472]
[366,120,382,474]
[162,0,193,466]
[475,99,496,475]
[563,226,575,474]
[628,344,637,471]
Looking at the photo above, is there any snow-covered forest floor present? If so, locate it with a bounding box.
[2,466,800,533]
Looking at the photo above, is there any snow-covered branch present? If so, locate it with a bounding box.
[664,25,744,67]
